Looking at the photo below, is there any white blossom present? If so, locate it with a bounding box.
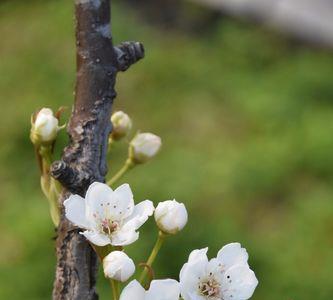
[64,182,154,246]
[154,200,188,234]
[129,133,162,164]
[120,279,180,300]
[111,111,132,140]
[31,108,59,144]
[180,243,258,300]
[103,251,135,282]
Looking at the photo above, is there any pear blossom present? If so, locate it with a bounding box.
[103,251,135,282]
[111,111,132,140]
[30,108,59,145]
[180,243,258,300]
[64,182,154,246]
[154,200,188,234]
[129,133,162,164]
[120,279,180,300]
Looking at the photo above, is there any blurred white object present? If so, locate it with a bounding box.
[190,0,333,47]
[129,133,162,164]
[111,111,132,140]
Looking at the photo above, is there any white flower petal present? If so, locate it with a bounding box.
[113,183,133,201]
[111,183,135,219]
[85,182,114,219]
[113,200,154,246]
[110,229,139,246]
[222,264,258,300]
[188,292,206,300]
[206,258,223,280]
[64,195,90,229]
[188,248,209,264]
[123,200,154,231]
[180,248,209,300]
[146,279,180,300]
[217,243,249,270]
[180,248,209,279]
[120,280,145,300]
[81,230,111,246]
[180,264,204,300]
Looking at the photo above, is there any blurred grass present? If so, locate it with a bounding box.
[1,0,333,299]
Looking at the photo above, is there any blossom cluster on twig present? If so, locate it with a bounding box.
[31,108,258,300]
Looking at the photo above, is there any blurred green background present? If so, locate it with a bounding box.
[1,0,333,299]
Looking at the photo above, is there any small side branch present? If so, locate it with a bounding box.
[115,41,145,72]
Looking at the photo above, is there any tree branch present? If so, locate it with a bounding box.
[50,1,144,298]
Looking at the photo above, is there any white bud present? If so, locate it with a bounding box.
[31,108,59,145]
[154,200,188,235]
[129,133,162,164]
[111,111,132,140]
[103,251,135,282]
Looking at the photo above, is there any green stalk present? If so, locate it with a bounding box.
[107,158,135,187]
[108,136,114,152]
[139,231,166,285]
[40,145,53,175]
[41,177,61,226]
[39,145,62,226]
[110,279,120,300]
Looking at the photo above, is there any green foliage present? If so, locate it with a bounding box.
[1,1,333,299]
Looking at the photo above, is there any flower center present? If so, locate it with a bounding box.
[198,276,221,299]
[101,219,118,235]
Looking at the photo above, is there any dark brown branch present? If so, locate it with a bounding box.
[50,0,144,299]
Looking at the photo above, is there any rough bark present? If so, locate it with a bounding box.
[50,1,144,299]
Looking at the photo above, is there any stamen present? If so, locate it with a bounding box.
[198,275,221,298]
[101,219,118,235]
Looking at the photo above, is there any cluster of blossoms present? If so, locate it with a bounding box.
[31,108,258,299]
[64,182,258,300]
[30,109,162,226]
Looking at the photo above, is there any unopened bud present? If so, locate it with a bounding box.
[30,108,59,145]
[103,251,135,282]
[154,200,188,234]
[129,133,161,164]
[111,111,132,140]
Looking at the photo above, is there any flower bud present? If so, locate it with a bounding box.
[103,251,135,282]
[154,200,188,234]
[111,111,132,140]
[30,108,59,145]
[129,133,162,164]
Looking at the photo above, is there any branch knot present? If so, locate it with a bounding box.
[115,41,145,72]
[51,160,92,195]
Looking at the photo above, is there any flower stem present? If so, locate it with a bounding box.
[38,145,62,226]
[139,231,166,285]
[110,279,120,300]
[92,245,120,299]
[40,145,53,175]
[107,158,135,187]
[41,176,61,226]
